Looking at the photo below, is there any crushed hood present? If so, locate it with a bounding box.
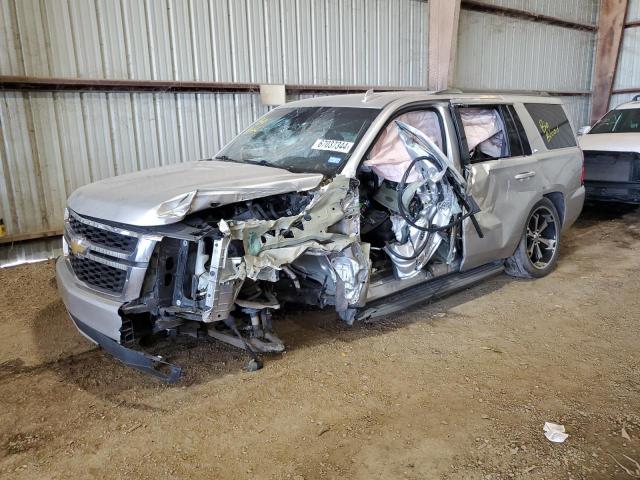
[579,132,640,153]
[68,160,324,226]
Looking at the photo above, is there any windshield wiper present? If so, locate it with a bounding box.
[244,159,299,172]
[215,155,300,173]
[214,155,237,162]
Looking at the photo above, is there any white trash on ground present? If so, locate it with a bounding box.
[544,422,569,443]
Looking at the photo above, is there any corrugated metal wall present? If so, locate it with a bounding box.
[610,0,640,111]
[627,0,640,22]
[1,0,428,84]
[454,2,598,128]
[0,237,61,268]
[0,0,430,255]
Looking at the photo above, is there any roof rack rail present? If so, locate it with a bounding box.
[434,88,464,95]
[633,94,640,102]
[435,88,556,97]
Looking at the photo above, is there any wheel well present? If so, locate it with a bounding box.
[544,192,565,226]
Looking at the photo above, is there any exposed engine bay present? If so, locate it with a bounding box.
[115,121,481,375]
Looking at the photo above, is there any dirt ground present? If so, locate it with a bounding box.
[1,205,639,480]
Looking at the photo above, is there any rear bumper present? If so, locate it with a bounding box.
[582,150,640,204]
[585,180,640,204]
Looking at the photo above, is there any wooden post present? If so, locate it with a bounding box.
[428,0,462,91]
[591,0,629,124]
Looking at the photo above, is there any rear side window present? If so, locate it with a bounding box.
[506,105,532,155]
[524,103,576,149]
[458,106,509,163]
[501,106,527,157]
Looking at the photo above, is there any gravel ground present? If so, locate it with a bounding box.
[0,204,639,480]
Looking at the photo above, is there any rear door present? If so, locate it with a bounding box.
[453,103,542,271]
[516,102,582,226]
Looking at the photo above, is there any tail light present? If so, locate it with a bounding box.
[579,148,586,186]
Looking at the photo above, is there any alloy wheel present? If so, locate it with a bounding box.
[526,206,558,270]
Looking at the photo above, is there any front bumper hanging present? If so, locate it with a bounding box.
[71,315,182,383]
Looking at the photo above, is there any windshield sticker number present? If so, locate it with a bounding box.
[312,139,354,154]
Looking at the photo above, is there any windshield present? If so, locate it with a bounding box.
[215,106,380,175]
[590,108,640,134]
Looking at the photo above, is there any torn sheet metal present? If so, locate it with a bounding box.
[331,242,370,311]
[67,160,324,226]
[215,175,371,318]
[202,237,244,322]
[384,122,463,279]
[365,111,444,182]
[395,121,467,187]
[459,108,506,158]
[225,176,361,280]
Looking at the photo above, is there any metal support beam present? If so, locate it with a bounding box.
[428,0,462,91]
[460,1,597,31]
[0,76,592,99]
[612,88,640,95]
[0,76,423,94]
[591,0,629,124]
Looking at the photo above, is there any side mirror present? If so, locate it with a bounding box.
[577,126,591,136]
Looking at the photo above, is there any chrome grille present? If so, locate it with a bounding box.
[69,255,127,294]
[69,215,138,253]
[64,210,158,299]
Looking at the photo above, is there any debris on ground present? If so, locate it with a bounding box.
[609,454,640,478]
[544,422,569,443]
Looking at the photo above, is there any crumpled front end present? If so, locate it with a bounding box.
[119,175,371,356]
[57,174,372,379]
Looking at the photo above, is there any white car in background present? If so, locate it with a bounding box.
[579,97,640,204]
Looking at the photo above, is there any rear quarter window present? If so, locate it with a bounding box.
[524,103,576,150]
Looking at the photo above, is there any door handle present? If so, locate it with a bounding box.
[514,171,536,180]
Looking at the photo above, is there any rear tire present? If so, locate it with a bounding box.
[505,198,561,279]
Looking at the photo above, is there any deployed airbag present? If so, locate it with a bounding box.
[365,111,444,182]
[459,108,506,158]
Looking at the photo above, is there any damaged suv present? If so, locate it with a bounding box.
[56,91,585,381]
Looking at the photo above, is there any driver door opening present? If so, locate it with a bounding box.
[356,108,464,285]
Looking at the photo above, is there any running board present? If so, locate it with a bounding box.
[356,262,504,322]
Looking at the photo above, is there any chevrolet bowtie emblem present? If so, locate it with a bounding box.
[69,238,88,255]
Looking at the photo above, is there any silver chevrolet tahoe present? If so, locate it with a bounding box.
[56,91,585,380]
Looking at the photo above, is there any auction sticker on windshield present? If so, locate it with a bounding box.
[311,139,354,154]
